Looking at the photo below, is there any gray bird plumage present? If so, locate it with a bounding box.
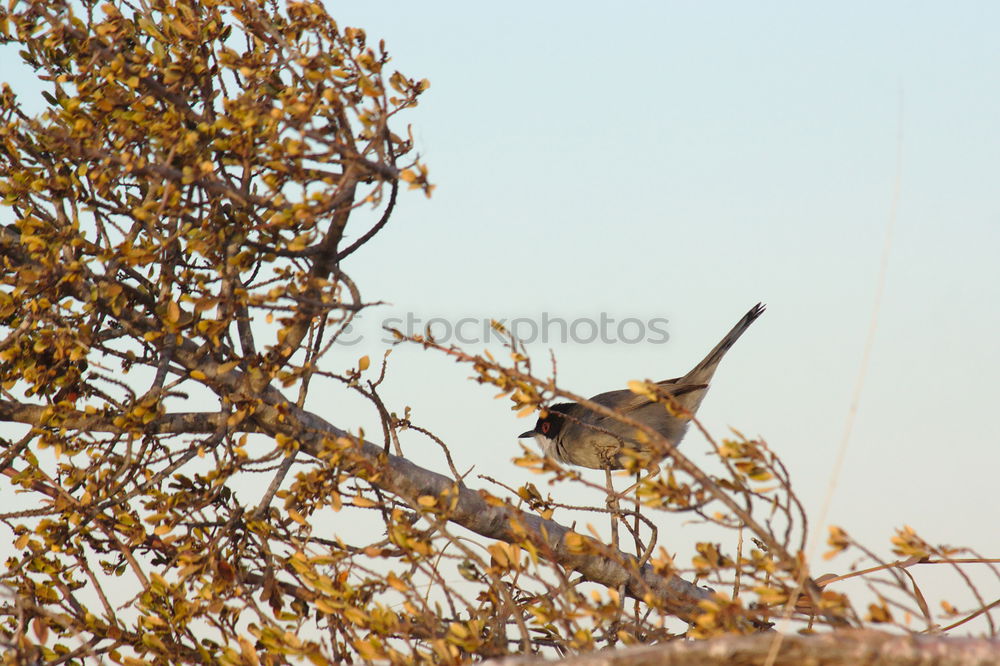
[519,303,764,469]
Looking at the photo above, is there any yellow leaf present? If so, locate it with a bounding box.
[216,361,239,373]
[448,622,469,639]
[32,618,49,645]
[564,531,587,553]
[627,380,655,398]
[358,355,370,371]
[343,607,368,625]
[315,598,338,615]
[190,370,207,380]
[386,572,408,592]
[238,636,261,666]
[487,543,510,568]
[172,18,195,39]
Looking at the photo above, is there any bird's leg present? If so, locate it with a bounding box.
[630,468,645,625]
[631,469,642,559]
[605,466,620,552]
[604,465,626,647]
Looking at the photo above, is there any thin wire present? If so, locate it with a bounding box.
[765,87,905,664]
[815,89,905,563]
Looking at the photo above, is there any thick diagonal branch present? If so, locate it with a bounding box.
[0,397,713,620]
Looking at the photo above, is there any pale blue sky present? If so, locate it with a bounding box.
[326,1,1000,617]
[331,0,1000,518]
[3,1,999,627]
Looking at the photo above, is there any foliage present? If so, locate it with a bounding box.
[0,1,996,664]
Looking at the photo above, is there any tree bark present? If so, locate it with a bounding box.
[482,630,1000,665]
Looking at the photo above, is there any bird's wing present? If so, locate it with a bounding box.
[626,381,708,412]
[588,382,709,421]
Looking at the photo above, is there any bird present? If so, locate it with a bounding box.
[518,303,764,470]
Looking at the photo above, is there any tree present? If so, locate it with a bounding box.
[1,1,997,663]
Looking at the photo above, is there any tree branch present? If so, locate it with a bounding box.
[0,396,713,620]
[484,630,1000,665]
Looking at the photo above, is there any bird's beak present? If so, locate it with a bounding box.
[518,430,536,439]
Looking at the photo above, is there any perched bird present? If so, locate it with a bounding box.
[519,304,764,470]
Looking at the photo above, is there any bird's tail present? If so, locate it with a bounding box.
[685,303,765,383]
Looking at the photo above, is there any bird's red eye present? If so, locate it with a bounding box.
[540,422,550,434]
